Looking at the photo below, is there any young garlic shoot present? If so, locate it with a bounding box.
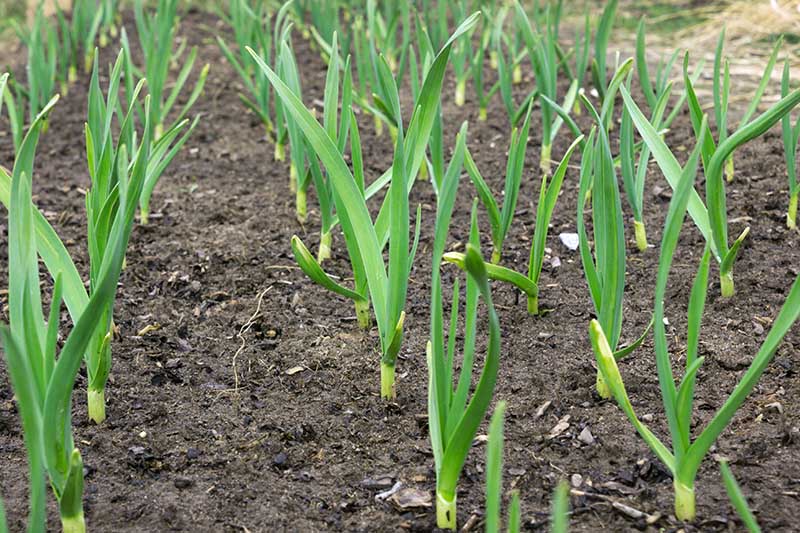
[485,402,522,533]
[514,0,568,173]
[591,117,800,521]
[487,2,533,126]
[623,55,800,297]
[2,70,26,153]
[120,1,207,225]
[313,33,353,262]
[54,0,101,78]
[782,59,800,229]
[306,0,343,55]
[351,0,411,137]
[0,52,154,424]
[719,461,762,533]
[11,6,59,132]
[465,103,533,264]
[711,29,782,184]
[472,13,493,121]
[591,0,618,103]
[451,0,475,107]
[83,53,156,423]
[216,0,277,138]
[635,17,696,132]
[271,2,294,165]
[578,121,626,399]
[124,0,209,140]
[550,481,571,533]
[2,95,87,533]
[620,70,673,252]
[408,22,444,188]
[275,34,311,223]
[351,11,382,135]
[445,134,583,315]
[1,90,141,533]
[292,11,480,265]
[431,204,501,530]
[250,14,481,398]
[98,0,122,47]
[624,20,704,252]
[561,5,590,116]
[494,18,535,127]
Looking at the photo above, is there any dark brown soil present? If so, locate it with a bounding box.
[1,7,800,533]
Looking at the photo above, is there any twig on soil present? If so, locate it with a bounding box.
[570,489,660,524]
[232,285,273,395]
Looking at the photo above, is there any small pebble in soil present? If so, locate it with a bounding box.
[578,427,595,446]
[186,448,201,460]
[273,451,288,467]
[174,477,193,489]
[559,232,579,251]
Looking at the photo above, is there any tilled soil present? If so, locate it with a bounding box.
[1,8,799,533]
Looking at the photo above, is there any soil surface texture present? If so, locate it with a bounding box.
[1,8,800,533]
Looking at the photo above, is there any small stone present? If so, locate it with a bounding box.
[165,358,182,369]
[361,474,396,490]
[578,427,595,446]
[551,256,562,268]
[174,477,193,489]
[548,415,571,439]
[186,448,201,460]
[641,413,654,422]
[139,431,147,439]
[273,452,288,467]
[559,233,579,251]
[571,473,583,487]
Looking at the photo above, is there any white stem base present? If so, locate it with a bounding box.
[720,271,734,298]
[634,220,648,252]
[380,362,395,400]
[596,369,611,399]
[61,512,86,533]
[674,479,696,521]
[88,388,106,424]
[436,491,457,530]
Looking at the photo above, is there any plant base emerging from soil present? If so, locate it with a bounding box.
[592,116,800,522]
[674,478,696,521]
[87,388,106,425]
[436,492,457,529]
[634,219,648,251]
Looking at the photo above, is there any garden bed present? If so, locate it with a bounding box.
[1,6,800,532]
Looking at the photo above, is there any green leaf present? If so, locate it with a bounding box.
[590,320,676,472]
[437,245,501,500]
[550,481,570,533]
[620,85,719,262]
[443,252,538,299]
[485,401,506,533]
[719,461,762,533]
[290,236,367,304]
